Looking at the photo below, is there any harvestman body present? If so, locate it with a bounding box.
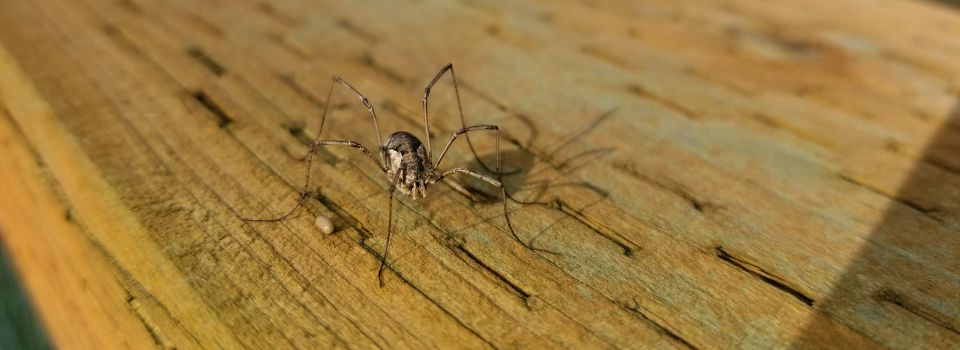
[243,64,550,286]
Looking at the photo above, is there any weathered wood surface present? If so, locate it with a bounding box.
[0,0,958,348]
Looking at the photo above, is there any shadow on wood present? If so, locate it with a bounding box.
[794,99,960,346]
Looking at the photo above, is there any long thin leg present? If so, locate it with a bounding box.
[378,171,402,287]
[423,64,508,174]
[433,124,535,249]
[435,168,558,255]
[319,76,387,167]
[242,140,385,222]
[434,125,498,170]
[243,74,387,222]
[318,140,387,173]
[431,125,506,205]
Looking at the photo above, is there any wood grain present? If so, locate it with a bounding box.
[0,0,958,348]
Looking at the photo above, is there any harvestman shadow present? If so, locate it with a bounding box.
[793,100,960,346]
[446,108,617,249]
[452,108,616,204]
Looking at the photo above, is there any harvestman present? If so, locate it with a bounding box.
[243,64,552,286]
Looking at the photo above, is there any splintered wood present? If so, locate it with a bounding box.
[0,0,958,349]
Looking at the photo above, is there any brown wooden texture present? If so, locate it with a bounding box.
[0,0,958,349]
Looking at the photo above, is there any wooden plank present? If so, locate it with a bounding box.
[0,0,957,348]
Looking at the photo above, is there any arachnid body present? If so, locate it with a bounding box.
[243,64,546,286]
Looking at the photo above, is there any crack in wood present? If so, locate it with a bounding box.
[265,31,310,61]
[192,91,234,127]
[626,83,700,120]
[924,156,960,177]
[358,52,406,84]
[611,160,710,213]
[186,47,225,76]
[873,289,960,336]
[0,106,45,170]
[744,111,838,151]
[126,295,173,349]
[555,200,635,257]
[580,45,636,71]
[715,246,814,306]
[617,300,698,349]
[101,22,155,66]
[174,11,225,38]
[277,74,324,106]
[453,244,532,305]
[336,18,378,44]
[255,2,299,27]
[281,121,312,146]
[838,173,946,224]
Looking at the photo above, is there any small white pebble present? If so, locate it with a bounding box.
[315,215,335,234]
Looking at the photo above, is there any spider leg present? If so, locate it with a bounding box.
[436,167,558,255]
[318,76,387,163]
[378,170,402,287]
[423,63,518,175]
[433,124,499,170]
[244,74,389,221]
[434,125,556,253]
[241,140,385,222]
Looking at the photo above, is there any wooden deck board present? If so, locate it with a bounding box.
[0,0,958,348]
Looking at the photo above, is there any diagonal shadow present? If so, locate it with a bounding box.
[794,100,960,347]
